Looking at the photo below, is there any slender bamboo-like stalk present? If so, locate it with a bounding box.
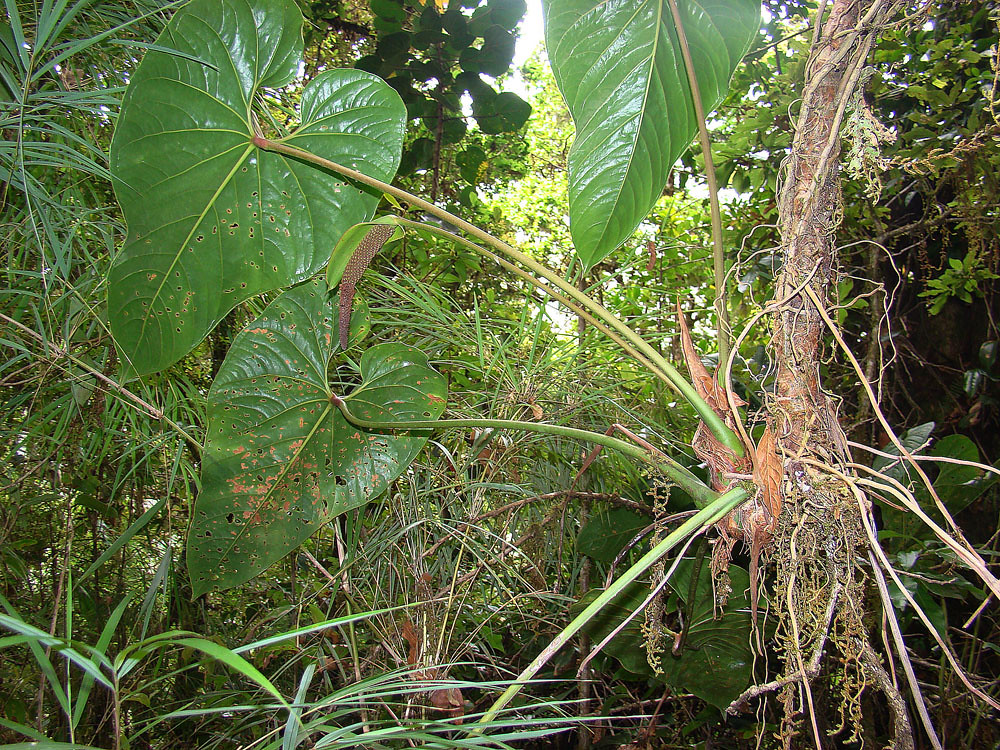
[0,312,202,454]
[665,0,731,367]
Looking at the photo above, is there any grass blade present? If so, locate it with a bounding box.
[71,595,130,730]
[282,663,316,750]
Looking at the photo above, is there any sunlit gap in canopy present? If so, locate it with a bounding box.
[459,0,545,116]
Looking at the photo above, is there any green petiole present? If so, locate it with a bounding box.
[252,136,745,458]
[329,394,720,508]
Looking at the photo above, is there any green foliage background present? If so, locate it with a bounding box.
[1,0,998,747]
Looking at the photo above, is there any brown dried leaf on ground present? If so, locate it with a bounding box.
[429,683,465,719]
[401,617,420,668]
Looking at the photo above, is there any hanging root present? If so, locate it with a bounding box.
[729,462,922,750]
[771,465,871,749]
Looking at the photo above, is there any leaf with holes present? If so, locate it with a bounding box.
[108,0,405,375]
[545,0,759,269]
[187,280,446,596]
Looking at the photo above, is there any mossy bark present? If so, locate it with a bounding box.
[767,1,914,747]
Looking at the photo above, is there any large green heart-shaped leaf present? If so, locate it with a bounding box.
[187,280,446,596]
[577,559,753,708]
[108,0,405,375]
[656,559,754,708]
[544,0,759,269]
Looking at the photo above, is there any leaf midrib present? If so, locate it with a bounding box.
[135,143,254,349]
[591,0,661,252]
[215,401,332,562]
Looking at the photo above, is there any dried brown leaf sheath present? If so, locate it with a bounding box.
[677,302,750,491]
[753,425,782,519]
[676,300,715,403]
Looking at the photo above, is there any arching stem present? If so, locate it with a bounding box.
[393,218,669,394]
[329,395,720,508]
[252,136,744,458]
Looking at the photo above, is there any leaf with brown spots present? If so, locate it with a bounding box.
[188,280,446,596]
[107,0,406,375]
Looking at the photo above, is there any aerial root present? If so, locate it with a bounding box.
[859,641,914,750]
[767,461,875,749]
[727,579,841,715]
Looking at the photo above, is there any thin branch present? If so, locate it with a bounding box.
[865,549,937,750]
[727,581,841,713]
[0,312,202,454]
[847,439,1000,479]
[859,640,915,750]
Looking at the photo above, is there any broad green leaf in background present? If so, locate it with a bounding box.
[577,508,649,563]
[657,560,754,708]
[108,0,405,375]
[574,579,660,676]
[929,434,996,514]
[187,280,446,596]
[872,427,996,542]
[577,559,753,708]
[544,0,760,269]
[873,421,935,477]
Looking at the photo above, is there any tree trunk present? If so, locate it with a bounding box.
[774,0,860,460]
[768,1,913,747]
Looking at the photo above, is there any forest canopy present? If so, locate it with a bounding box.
[1,1,998,748]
